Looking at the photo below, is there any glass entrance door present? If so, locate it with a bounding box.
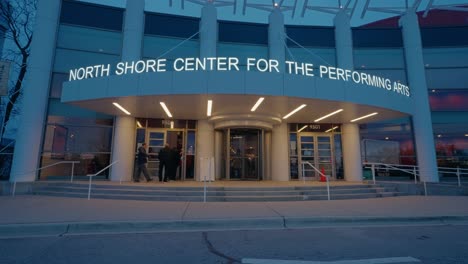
[228,128,262,180]
[146,130,185,180]
[299,134,335,179]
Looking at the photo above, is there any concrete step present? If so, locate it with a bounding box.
[32,182,406,202]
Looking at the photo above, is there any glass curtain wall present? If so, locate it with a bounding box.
[38,1,123,179]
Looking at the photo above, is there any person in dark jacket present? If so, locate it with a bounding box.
[166,147,181,181]
[158,143,171,182]
[135,143,152,182]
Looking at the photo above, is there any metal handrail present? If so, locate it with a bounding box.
[364,162,468,187]
[86,160,119,200]
[301,161,330,201]
[10,160,80,197]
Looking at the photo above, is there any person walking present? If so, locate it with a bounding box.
[135,143,153,183]
[166,146,181,181]
[158,143,171,182]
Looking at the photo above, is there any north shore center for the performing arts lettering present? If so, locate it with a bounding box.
[68,57,410,97]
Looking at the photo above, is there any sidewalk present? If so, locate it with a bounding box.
[1,195,468,238]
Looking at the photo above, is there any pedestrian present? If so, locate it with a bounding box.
[166,147,181,181]
[135,142,153,183]
[158,143,171,182]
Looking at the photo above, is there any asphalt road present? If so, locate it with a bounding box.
[2,223,468,264]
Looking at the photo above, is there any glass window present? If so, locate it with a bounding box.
[286,26,335,47]
[145,13,199,38]
[42,124,113,153]
[60,1,123,31]
[421,27,468,47]
[360,118,416,165]
[429,89,468,111]
[353,28,403,48]
[39,153,111,179]
[219,21,267,45]
[57,25,122,55]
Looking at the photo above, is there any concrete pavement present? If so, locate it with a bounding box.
[1,195,468,238]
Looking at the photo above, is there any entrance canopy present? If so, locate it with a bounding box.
[62,71,412,124]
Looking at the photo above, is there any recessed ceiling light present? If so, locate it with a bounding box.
[350,112,378,122]
[325,126,339,133]
[112,102,131,115]
[283,104,306,119]
[207,100,213,117]
[314,109,343,122]
[160,102,172,118]
[251,97,264,112]
[297,125,308,132]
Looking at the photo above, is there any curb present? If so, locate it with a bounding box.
[1,216,468,238]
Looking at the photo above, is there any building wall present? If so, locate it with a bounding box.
[34,0,468,179]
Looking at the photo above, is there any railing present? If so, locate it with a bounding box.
[86,160,119,200]
[301,161,330,201]
[363,162,419,184]
[438,166,468,187]
[199,157,214,203]
[10,161,80,197]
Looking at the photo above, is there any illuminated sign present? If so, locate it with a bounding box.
[68,57,410,97]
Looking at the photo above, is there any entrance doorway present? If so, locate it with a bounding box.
[299,133,335,179]
[146,129,186,180]
[223,128,263,180]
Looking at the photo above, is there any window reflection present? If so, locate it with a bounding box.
[429,89,468,111]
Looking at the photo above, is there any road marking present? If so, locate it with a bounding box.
[242,256,421,264]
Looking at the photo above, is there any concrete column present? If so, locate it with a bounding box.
[264,131,272,181]
[400,11,438,182]
[268,8,285,72]
[110,0,144,181]
[10,0,61,182]
[334,10,354,69]
[334,10,362,181]
[341,124,363,182]
[110,116,136,181]
[199,2,217,58]
[271,122,289,181]
[214,130,223,180]
[196,120,215,181]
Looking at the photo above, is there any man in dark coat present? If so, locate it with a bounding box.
[158,143,171,182]
[135,143,152,182]
[166,147,181,181]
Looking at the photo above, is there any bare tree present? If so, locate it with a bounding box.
[0,0,37,139]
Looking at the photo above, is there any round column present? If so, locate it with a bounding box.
[109,0,144,182]
[334,10,363,181]
[271,122,289,181]
[110,116,136,181]
[400,11,438,182]
[10,0,61,182]
[342,124,363,182]
[200,2,217,58]
[268,8,285,72]
[196,120,215,181]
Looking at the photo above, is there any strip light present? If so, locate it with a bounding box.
[251,97,264,112]
[112,102,131,115]
[207,100,213,117]
[350,112,378,122]
[314,109,343,122]
[297,125,308,133]
[160,102,173,118]
[325,126,339,133]
[283,104,306,119]
[136,121,143,128]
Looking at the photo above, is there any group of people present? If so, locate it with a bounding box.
[134,142,181,183]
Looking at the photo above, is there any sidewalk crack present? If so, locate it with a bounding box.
[264,203,287,228]
[202,232,241,264]
[181,202,191,221]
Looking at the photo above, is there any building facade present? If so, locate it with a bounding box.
[7,0,468,183]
